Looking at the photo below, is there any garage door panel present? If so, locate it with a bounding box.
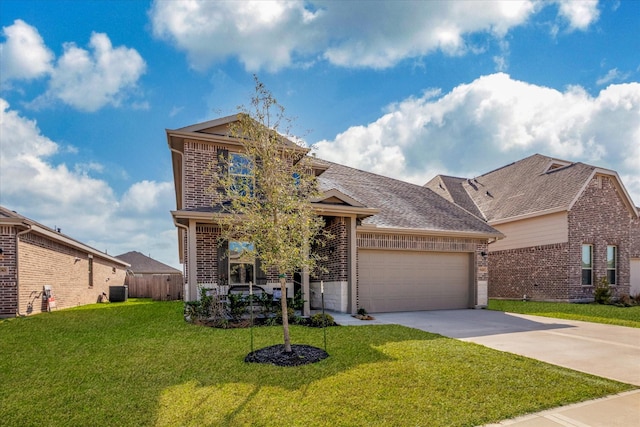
[359,250,471,312]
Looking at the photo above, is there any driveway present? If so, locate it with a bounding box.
[336,309,640,386]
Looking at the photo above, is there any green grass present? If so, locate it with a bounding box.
[1,300,633,427]
[488,300,640,328]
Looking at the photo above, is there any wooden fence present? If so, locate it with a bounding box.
[124,274,183,301]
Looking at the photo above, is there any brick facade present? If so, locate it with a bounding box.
[489,175,636,301]
[0,225,127,317]
[183,141,225,210]
[195,224,220,284]
[0,226,18,317]
[313,216,348,282]
[489,243,569,300]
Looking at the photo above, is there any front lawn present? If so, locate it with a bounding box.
[1,300,633,427]
[488,300,640,328]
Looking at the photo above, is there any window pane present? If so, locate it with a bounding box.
[230,263,254,284]
[607,270,616,286]
[582,269,592,286]
[230,153,252,176]
[581,245,592,268]
[607,246,616,269]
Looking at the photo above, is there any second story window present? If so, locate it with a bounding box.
[229,153,253,196]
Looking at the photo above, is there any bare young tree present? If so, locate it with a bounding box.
[213,77,326,352]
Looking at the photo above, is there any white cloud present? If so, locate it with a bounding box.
[121,180,174,214]
[596,68,631,86]
[555,0,600,30]
[313,73,640,206]
[149,0,597,71]
[0,100,180,268]
[41,32,146,112]
[150,0,321,72]
[0,19,53,86]
[1,20,146,111]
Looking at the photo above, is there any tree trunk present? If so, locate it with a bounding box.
[280,276,292,352]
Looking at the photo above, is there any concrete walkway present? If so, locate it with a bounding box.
[326,309,640,426]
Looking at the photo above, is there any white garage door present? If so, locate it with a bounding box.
[631,259,640,296]
[358,250,472,312]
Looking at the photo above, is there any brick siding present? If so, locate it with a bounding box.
[0,226,18,317]
[0,227,127,316]
[489,243,569,300]
[489,175,635,301]
[195,224,220,284]
[183,141,226,210]
[312,216,348,282]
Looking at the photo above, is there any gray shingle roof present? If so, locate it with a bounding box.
[316,160,500,235]
[428,154,597,222]
[116,251,181,275]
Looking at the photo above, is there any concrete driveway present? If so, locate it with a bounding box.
[337,309,640,386]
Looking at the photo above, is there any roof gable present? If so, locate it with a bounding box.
[453,154,638,223]
[314,188,367,207]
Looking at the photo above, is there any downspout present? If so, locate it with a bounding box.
[15,224,32,317]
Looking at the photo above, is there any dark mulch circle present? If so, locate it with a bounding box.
[245,344,329,366]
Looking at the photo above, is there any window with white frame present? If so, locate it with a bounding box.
[607,245,617,285]
[581,244,593,286]
[229,241,254,285]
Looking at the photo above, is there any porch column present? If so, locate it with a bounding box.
[187,219,198,301]
[347,216,358,314]
[302,265,310,317]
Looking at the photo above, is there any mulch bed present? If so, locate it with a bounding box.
[245,344,329,366]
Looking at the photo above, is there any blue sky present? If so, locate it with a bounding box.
[1,0,639,269]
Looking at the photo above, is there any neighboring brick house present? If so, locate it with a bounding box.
[168,115,502,314]
[0,206,129,317]
[425,154,640,302]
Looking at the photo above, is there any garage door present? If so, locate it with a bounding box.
[358,250,471,312]
[631,259,640,296]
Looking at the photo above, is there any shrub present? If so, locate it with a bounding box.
[594,277,611,305]
[310,312,334,327]
[357,307,368,316]
[290,289,306,311]
[184,287,226,325]
[227,293,249,321]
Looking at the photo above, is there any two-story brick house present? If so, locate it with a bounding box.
[426,154,640,301]
[168,115,503,314]
[0,206,129,317]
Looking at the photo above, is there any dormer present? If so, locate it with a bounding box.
[544,159,572,173]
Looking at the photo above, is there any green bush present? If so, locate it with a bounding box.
[594,277,611,305]
[310,312,334,327]
[227,293,249,321]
